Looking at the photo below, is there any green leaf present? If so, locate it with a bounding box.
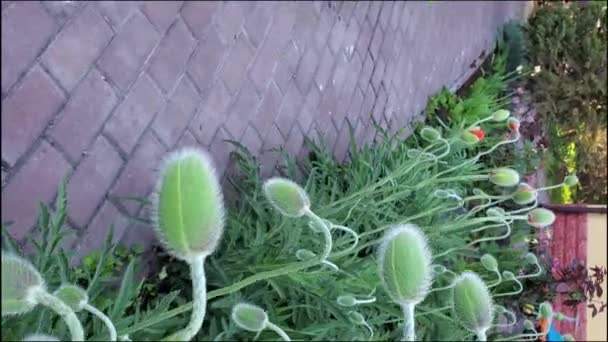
[111,258,136,320]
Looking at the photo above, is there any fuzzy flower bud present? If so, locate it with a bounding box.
[263,178,310,218]
[502,271,516,281]
[378,224,432,305]
[538,302,553,319]
[337,295,357,307]
[451,272,494,334]
[492,109,511,122]
[480,254,498,272]
[507,117,520,132]
[2,252,45,316]
[231,303,268,332]
[563,334,575,342]
[153,148,225,261]
[524,253,538,265]
[564,175,579,187]
[462,127,485,143]
[523,319,535,331]
[489,168,520,187]
[53,285,88,312]
[527,208,556,228]
[420,127,441,142]
[512,183,537,205]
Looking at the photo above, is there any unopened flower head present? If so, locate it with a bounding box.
[507,117,520,132]
[378,224,433,305]
[263,178,311,218]
[480,254,498,272]
[527,208,556,228]
[564,175,579,187]
[492,109,510,122]
[231,303,268,332]
[153,147,225,262]
[451,272,494,334]
[420,127,441,142]
[489,168,520,187]
[53,285,88,312]
[512,183,537,205]
[463,127,485,143]
[1,252,45,316]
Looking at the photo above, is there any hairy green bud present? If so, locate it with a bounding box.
[2,252,45,316]
[432,264,447,274]
[263,178,310,218]
[153,148,225,261]
[480,254,498,272]
[507,117,520,131]
[486,207,505,217]
[347,311,365,324]
[512,183,537,205]
[451,272,494,334]
[53,285,88,312]
[420,127,441,142]
[538,302,553,319]
[527,208,556,228]
[563,334,575,341]
[295,249,316,261]
[489,168,520,187]
[523,319,535,331]
[524,253,538,265]
[502,271,516,280]
[564,175,579,187]
[337,295,357,307]
[378,224,432,305]
[492,109,510,122]
[231,303,268,332]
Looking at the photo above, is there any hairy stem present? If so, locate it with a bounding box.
[34,290,84,341]
[401,303,416,341]
[305,209,333,261]
[265,322,291,341]
[84,303,117,341]
[476,328,487,341]
[163,256,207,341]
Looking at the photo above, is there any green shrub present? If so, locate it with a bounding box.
[525,1,607,203]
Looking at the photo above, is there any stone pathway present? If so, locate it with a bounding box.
[1,1,526,255]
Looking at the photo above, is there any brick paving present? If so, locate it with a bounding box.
[1,1,526,254]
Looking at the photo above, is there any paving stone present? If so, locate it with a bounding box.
[96,1,139,28]
[141,1,183,34]
[220,34,253,95]
[110,132,165,215]
[187,27,226,98]
[97,10,159,91]
[1,1,57,94]
[253,82,282,137]
[147,18,196,93]
[191,80,232,146]
[104,75,164,155]
[67,135,123,227]
[50,68,118,162]
[43,6,113,91]
[2,66,65,166]
[41,0,85,26]
[1,141,71,241]
[244,2,273,49]
[152,76,200,148]
[180,1,219,39]
[215,1,253,43]
[225,80,260,140]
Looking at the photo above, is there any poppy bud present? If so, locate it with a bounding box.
[492,109,510,122]
[463,127,485,143]
[337,295,357,307]
[527,208,556,228]
[420,127,441,142]
[378,225,432,305]
[154,148,225,261]
[2,252,45,316]
[232,303,268,332]
[564,175,579,187]
[53,285,88,312]
[451,272,494,334]
[489,168,520,187]
[263,178,311,218]
[512,183,537,205]
[480,254,498,272]
[507,117,520,132]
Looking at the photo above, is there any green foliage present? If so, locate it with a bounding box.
[525,1,607,203]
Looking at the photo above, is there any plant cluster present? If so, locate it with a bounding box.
[2,100,580,341]
[524,0,607,203]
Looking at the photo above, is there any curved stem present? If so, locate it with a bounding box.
[362,321,374,340]
[516,261,543,280]
[84,303,117,341]
[506,199,538,215]
[305,209,333,261]
[34,290,85,341]
[401,303,415,341]
[536,183,565,192]
[331,224,359,254]
[353,297,377,305]
[488,269,503,288]
[434,221,511,259]
[265,322,291,341]
[495,332,544,341]
[428,284,453,294]
[493,277,523,298]
[163,256,207,341]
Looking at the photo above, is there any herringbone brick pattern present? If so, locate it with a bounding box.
[1,1,525,255]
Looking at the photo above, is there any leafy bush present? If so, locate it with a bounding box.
[525,1,607,203]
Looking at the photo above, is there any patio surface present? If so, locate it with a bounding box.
[1,1,526,254]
